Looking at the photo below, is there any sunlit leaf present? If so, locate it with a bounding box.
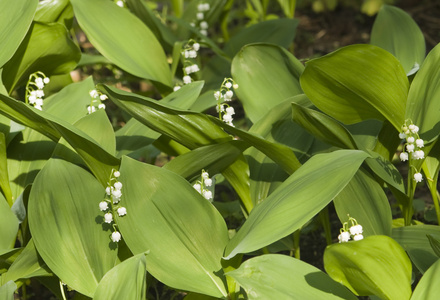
[301,44,408,130]
[324,235,412,299]
[228,254,356,299]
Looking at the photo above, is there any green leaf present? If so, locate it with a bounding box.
[0,133,12,204]
[71,0,172,88]
[247,97,314,206]
[94,253,147,300]
[224,150,369,259]
[292,103,358,149]
[232,44,304,123]
[227,254,356,299]
[324,235,412,299]
[125,0,177,52]
[411,259,440,300]
[406,43,440,142]
[224,19,298,56]
[28,159,118,297]
[101,84,231,149]
[392,225,440,273]
[34,0,74,29]
[301,44,408,130]
[1,239,50,285]
[0,92,119,186]
[0,0,37,68]
[2,22,80,92]
[164,140,248,180]
[371,5,425,75]
[0,281,16,300]
[7,129,55,202]
[0,193,18,251]
[118,156,228,298]
[427,234,440,257]
[334,168,392,236]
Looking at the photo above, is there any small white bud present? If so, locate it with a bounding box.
[111,231,122,242]
[183,75,192,84]
[204,178,212,187]
[414,172,423,182]
[406,144,415,153]
[225,82,232,89]
[43,77,50,84]
[196,12,204,20]
[225,106,235,115]
[117,207,127,216]
[203,190,212,200]
[99,201,108,211]
[105,187,111,195]
[224,90,233,100]
[349,224,363,235]
[100,94,108,101]
[200,21,208,29]
[200,29,208,36]
[400,152,408,162]
[114,171,120,177]
[89,89,99,98]
[416,139,424,148]
[202,171,209,179]
[353,234,364,241]
[407,136,415,144]
[114,181,123,190]
[35,77,44,89]
[112,189,122,198]
[173,86,181,91]
[233,83,239,89]
[399,132,406,139]
[104,212,113,223]
[193,183,202,193]
[193,43,200,51]
[36,90,44,98]
[338,231,350,243]
[98,103,106,109]
[116,1,124,7]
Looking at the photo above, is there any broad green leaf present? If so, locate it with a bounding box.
[94,253,147,300]
[224,19,298,56]
[118,156,228,298]
[411,259,440,300]
[334,168,392,236]
[0,93,119,186]
[324,235,412,299]
[2,22,80,92]
[115,118,159,158]
[28,159,118,297]
[224,150,369,259]
[427,234,440,257]
[371,5,425,75]
[54,110,116,166]
[7,129,55,201]
[0,193,18,251]
[0,281,16,300]
[35,0,74,29]
[164,140,248,180]
[292,103,358,149]
[125,0,177,52]
[392,225,440,273]
[232,44,304,123]
[71,0,172,88]
[208,115,302,174]
[1,239,50,285]
[77,54,112,67]
[100,84,231,149]
[228,254,356,299]
[406,43,440,142]
[0,133,12,204]
[301,44,408,130]
[247,97,314,206]
[0,249,22,276]
[0,0,37,68]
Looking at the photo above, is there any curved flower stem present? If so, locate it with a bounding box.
[404,158,416,226]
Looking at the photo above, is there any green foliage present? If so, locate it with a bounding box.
[0,1,439,299]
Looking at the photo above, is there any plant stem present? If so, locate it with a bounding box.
[319,207,333,245]
[293,230,300,259]
[404,158,416,226]
[59,281,67,300]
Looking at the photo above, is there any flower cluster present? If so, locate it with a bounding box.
[174,41,202,90]
[87,89,108,114]
[26,72,50,110]
[215,78,239,127]
[399,121,424,183]
[193,170,214,201]
[99,170,126,243]
[191,3,210,36]
[338,217,363,243]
